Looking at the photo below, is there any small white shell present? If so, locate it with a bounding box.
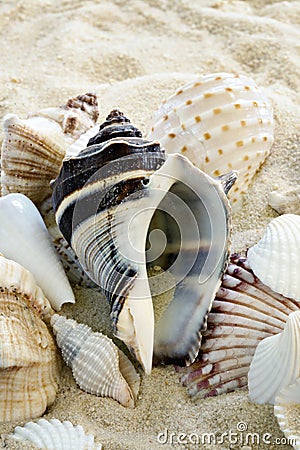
[10,418,102,450]
[269,187,300,215]
[274,379,300,450]
[248,214,300,302]
[51,314,140,407]
[248,310,300,404]
[0,193,75,310]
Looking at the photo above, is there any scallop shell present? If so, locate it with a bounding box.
[0,254,60,422]
[274,379,300,450]
[10,418,102,450]
[269,187,300,215]
[248,214,300,302]
[177,255,299,400]
[51,314,140,407]
[52,109,234,373]
[248,310,300,404]
[147,72,274,210]
[0,193,75,310]
[1,93,99,204]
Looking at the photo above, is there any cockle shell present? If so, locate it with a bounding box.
[248,310,300,404]
[51,314,140,407]
[274,379,300,450]
[248,214,300,302]
[147,72,274,210]
[0,193,75,310]
[1,93,99,204]
[10,419,102,450]
[0,254,60,422]
[52,109,235,374]
[177,255,299,400]
[269,187,300,215]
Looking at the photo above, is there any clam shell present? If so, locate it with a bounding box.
[0,254,60,422]
[10,418,102,450]
[248,214,300,301]
[274,379,300,450]
[52,110,234,373]
[51,314,140,407]
[269,187,300,215]
[147,72,274,210]
[1,93,98,205]
[0,193,75,310]
[177,255,299,400]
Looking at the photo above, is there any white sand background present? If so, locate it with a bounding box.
[0,0,299,449]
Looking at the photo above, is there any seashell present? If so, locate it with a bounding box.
[0,254,60,422]
[51,314,140,407]
[0,193,75,310]
[1,92,99,204]
[10,418,102,449]
[248,310,300,404]
[177,254,299,400]
[274,379,300,450]
[269,187,300,215]
[248,214,300,302]
[51,109,234,374]
[147,72,274,210]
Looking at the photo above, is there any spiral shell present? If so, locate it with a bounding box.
[274,379,300,450]
[147,72,274,210]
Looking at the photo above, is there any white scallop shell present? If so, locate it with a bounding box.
[0,193,75,310]
[10,418,102,450]
[269,187,300,215]
[147,72,274,210]
[248,310,300,404]
[274,379,300,450]
[248,214,300,302]
[51,314,140,407]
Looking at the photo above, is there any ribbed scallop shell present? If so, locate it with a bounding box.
[1,93,98,204]
[274,379,300,450]
[0,254,60,422]
[52,109,234,374]
[51,314,140,407]
[177,255,299,400]
[248,214,300,301]
[147,72,274,210]
[248,310,300,404]
[10,419,102,450]
[0,193,75,310]
[269,188,300,215]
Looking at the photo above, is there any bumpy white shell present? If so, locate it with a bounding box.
[248,310,300,404]
[0,193,75,310]
[248,214,300,302]
[269,188,300,215]
[10,419,102,450]
[0,254,60,422]
[51,314,140,407]
[147,72,274,210]
[274,379,300,450]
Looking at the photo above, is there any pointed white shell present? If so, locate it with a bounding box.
[248,214,300,301]
[269,188,300,215]
[0,193,75,310]
[248,310,300,404]
[10,419,102,450]
[274,379,300,450]
[51,314,140,407]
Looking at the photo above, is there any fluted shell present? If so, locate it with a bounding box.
[177,255,299,400]
[248,214,300,302]
[248,310,300,404]
[0,193,75,310]
[0,254,60,422]
[274,379,300,450]
[51,314,140,407]
[1,93,98,204]
[10,419,102,450]
[269,187,300,215]
[52,109,234,374]
[147,72,274,210]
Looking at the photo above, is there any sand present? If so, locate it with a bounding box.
[0,0,299,449]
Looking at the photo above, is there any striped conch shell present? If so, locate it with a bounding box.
[52,109,235,373]
[0,254,60,422]
[1,92,99,205]
[51,314,140,407]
